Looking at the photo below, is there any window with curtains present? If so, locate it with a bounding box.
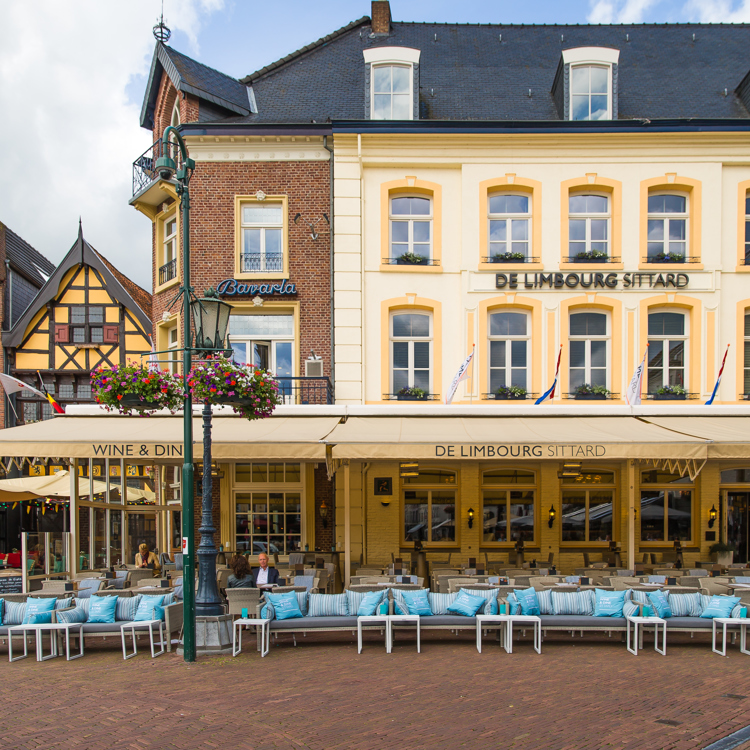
[403,469,456,544]
[391,312,432,394]
[640,470,693,543]
[569,311,609,391]
[488,311,530,392]
[481,468,535,544]
[647,194,688,262]
[561,470,616,543]
[647,311,687,392]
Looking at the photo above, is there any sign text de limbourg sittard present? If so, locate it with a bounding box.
[435,444,607,458]
[496,272,689,290]
[217,279,297,296]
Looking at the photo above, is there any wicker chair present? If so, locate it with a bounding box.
[354,568,385,576]
[700,579,732,596]
[347,584,387,593]
[226,588,262,617]
[448,577,479,593]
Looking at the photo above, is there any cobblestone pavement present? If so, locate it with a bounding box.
[1,630,750,750]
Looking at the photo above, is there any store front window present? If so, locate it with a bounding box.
[640,469,693,543]
[561,470,616,543]
[403,469,456,544]
[481,468,535,544]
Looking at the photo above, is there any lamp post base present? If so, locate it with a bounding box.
[177,614,233,655]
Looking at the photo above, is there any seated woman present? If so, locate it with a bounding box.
[135,543,161,572]
[228,554,254,588]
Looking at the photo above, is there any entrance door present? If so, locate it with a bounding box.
[727,492,750,563]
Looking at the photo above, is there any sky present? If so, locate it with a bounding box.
[2,0,750,292]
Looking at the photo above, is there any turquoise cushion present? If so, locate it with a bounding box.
[701,595,741,619]
[447,592,485,617]
[88,595,119,624]
[308,593,349,617]
[56,606,87,624]
[506,593,521,615]
[594,589,627,617]
[356,590,385,617]
[513,587,540,616]
[428,592,458,615]
[534,588,554,615]
[647,590,672,619]
[346,589,381,616]
[378,599,389,615]
[265,592,303,621]
[459,588,500,615]
[133,595,164,622]
[23,596,56,625]
[623,600,640,618]
[152,604,166,622]
[400,589,432,616]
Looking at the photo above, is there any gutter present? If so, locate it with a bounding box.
[179,123,333,137]
[323,135,335,398]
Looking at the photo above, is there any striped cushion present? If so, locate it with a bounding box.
[732,603,745,619]
[4,601,26,626]
[551,590,594,616]
[669,592,702,618]
[535,588,554,615]
[700,594,712,613]
[565,576,581,584]
[428,592,458,615]
[56,606,87,624]
[116,595,141,622]
[307,593,349,617]
[459,588,500,615]
[346,590,381,616]
[74,598,91,617]
[630,589,652,604]
[623,601,640,618]
[260,592,308,620]
[0,598,3,625]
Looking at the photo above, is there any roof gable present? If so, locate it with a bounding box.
[1,223,55,287]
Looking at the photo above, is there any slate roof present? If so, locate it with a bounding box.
[2,224,55,287]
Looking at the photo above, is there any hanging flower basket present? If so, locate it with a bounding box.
[91,365,184,415]
[188,355,281,420]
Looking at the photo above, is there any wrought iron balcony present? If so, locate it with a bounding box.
[241,253,284,273]
[481,255,540,264]
[159,259,177,286]
[132,139,182,198]
[382,257,440,266]
[563,255,621,264]
[277,377,333,405]
[643,255,701,264]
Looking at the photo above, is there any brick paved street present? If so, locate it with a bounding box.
[2,630,750,750]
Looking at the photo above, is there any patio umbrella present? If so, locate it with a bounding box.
[0,471,155,503]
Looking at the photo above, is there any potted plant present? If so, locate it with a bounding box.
[650,252,685,263]
[491,251,526,263]
[573,249,609,263]
[395,252,428,265]
[654,384,687,401]
[574,383,611,400]
[91,364,183,415]
[494,385,527,400]
[709,541,735,567]
[188,355,281,420]
[396,386,428,401]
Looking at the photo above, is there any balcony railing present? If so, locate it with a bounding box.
[382,257,440,266]
[382,393,440,401]
[481,256,540,264]
[132,139,182,197]
[277,377,333,405]
[643,255,701,264]
[481,392,539,401]
[159,259,177,286]
[563,255,621,264]
[241,253,284,272]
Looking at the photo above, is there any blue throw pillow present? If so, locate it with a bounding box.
[400,589,432,616]
[594,589,627,617]
[447,592,485,617]
[513,587,541,616]
[623,600,640,618]
[88,595,119,624]
[701,595,741,619]
[646,590,672,619]
[23,596,56,625]
[133,595,164,622]
[459,588,500,615]
[56,607,87,624]
[356,590,385,617]
[506,593,521,615]
[265,592,303,621]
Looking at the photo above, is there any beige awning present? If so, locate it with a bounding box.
[0,470,106,502]
[0,415,342,461]
[642,417,750,459]
[325,416,710,461]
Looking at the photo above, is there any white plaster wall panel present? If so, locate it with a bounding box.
[334,272,362,292]
[334,179,361,198]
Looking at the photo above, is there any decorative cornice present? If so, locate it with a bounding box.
[184,136,330,162]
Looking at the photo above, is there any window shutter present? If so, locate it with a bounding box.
[54,324,70,343]
[103,325,119,343]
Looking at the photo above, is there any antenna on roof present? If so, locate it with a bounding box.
[153,0,171,44]
[692,33,696,42]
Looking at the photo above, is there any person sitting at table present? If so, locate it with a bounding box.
[135,543,161,571]
[251,552,280,587]
[228,554,254,588]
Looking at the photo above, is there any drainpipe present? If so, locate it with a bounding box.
[323,135,335,401]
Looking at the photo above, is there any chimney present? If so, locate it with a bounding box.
[371,0,391,35]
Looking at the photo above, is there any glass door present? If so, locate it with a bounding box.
[727,492,750,563]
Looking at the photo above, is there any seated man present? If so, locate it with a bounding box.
[251,552,280,587]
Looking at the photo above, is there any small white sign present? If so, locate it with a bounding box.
[182,536,189,554]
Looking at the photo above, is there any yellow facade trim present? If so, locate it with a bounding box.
[736,299,750,402]
[560,174,623,270]
[233,195,290,280]
[379,177,442,273]
[154,205,180,294]
[706,309,716,399]
[736,179,750,272]
[638,174,703,270]
[155,312,181,374]
[477,175,543,271]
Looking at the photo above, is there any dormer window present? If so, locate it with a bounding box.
[559,47,620,121]
[364,47,421,121]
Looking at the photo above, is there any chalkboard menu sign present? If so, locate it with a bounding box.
[0,576,22,593]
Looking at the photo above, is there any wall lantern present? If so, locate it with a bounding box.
[548,505,557,528]
[319,498,329,528]
[467,507,475,529]
[708,504,718,528]
[191,288,232,352]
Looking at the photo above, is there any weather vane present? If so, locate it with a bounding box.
[153,0,171,44]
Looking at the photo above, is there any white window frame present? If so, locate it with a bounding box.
[647,310,688,392]
[364,47,421,122]
[488,310,530,392]
[389,196,433,262]
[647,192,689,262]
[372,64,412,120]
[569,193,610,259]
[570,64,611,121]
[240,204,284,273]
[167,325,179,375]
[745,193,750,263]
[390,312,432,394]
[488,194,531,260]
[562,48,619,122]
[744,312,750,396]
[569,311,610,390]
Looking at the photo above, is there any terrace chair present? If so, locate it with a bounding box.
[77,578,105,599]
[112,570,131,589]
[700,579,732,596]
[355,568,385,576]
[616,569,636,576]
[289,575,319,592]
[547,552,555,566]
[271,586,308,594]
[647,575,667,584]
[288,553,305,566]
[226,588,262,617]
[734,576,750,584]
[448,578,479,593]
[174,553,184,572]
[688,568,709,577]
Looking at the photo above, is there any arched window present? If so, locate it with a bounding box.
[647,193,688,263]
[569,311,609,391]
[744,311,750,396]
[568,194,610,261]
[647,311,687,394]
[403,469,456,544]
[482,469,536,544]
[488,194,531,261]
[488,310,530,394]
[389,196,432,264]
[390,312,432,396]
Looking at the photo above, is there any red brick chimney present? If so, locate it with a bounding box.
[371,0,391,35]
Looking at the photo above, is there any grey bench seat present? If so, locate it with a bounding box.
[270,616,359,630]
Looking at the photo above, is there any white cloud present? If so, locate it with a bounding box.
[681,0,750,21]
[588,0,661,23]
[0,0,224,292]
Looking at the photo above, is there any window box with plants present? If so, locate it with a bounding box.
[573,250,609,263]
[708,541,735,567]
[394,252,429,266]
[649,252,685,264]
[493,385,527,400]
[92,365,184,415]
[653,384,687,401]
[396,387,428,401]
[574,384,611,400]
[491,251,526,264]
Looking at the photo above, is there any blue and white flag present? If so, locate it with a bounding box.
[535,347,562,405]
[445,345,475,405]
[706,344,730,405]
